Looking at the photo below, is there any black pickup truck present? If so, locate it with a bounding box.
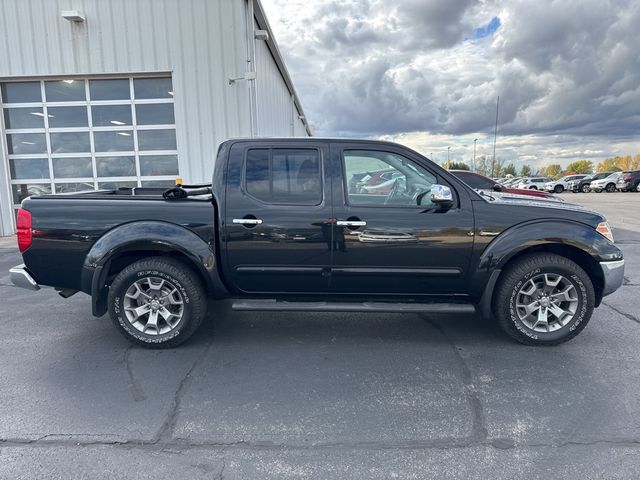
[10,138,624,348]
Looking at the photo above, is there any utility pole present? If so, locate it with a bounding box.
[473,138,478,172]
[491,96,499,177]
[447,146,451,164]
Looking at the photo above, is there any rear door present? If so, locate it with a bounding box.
[223,141,333,294]
[328,143,475,297]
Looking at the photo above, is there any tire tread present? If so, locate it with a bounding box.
[108,257,206,349]
[493,253,594,346]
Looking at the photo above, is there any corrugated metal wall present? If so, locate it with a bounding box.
[255,33,297,136]
[0,0,310,235]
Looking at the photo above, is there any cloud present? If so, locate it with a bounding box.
[261,0,640,168]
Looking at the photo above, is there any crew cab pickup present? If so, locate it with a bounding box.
[10,138,625,348]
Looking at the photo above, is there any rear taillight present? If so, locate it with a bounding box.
[624,175,632,181]
[16,208,32,253]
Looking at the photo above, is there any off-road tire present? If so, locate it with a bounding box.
[108,257,206,348]
[493,254,594,346]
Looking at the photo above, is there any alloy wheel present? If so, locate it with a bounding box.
[123,276,184,335]
[515,273,579,333]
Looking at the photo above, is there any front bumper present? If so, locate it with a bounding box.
[9,264,40,291]
[601,260,625,297]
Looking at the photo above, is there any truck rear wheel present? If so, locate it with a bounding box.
[108,257,206,348]
[493,254,594,345]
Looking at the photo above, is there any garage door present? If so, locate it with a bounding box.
[1,75,179,213]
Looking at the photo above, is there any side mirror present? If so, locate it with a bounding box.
[492,184,503,192]
[430,184,453,208]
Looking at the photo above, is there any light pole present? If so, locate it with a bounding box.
[491,96,499,177]
[447,146,451,164]
[473,139,477,172]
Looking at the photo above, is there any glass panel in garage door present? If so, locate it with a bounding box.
[45,80,86,102]
[3,108,45,129]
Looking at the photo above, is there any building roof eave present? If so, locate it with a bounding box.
[252,0,312,136]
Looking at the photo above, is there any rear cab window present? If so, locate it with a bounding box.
[245,148,322,205]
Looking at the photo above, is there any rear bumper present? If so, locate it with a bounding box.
[600,260,625,297]
[9,264,40,291]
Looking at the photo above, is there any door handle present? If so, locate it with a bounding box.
[233,218,263,225]
[337,220,367,227]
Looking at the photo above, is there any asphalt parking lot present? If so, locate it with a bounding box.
[1,192,639,479]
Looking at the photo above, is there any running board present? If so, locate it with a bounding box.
[231,299,476,314]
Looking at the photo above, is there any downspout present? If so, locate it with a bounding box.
[290,93,295,136]
[245,0,258,136]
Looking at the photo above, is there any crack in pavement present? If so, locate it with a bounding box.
[153,326,215,443]
[122,346,147,402]
[420,315,488,444]
[2,436,640,452]
[602,302,640,324]
[214,457,226,480]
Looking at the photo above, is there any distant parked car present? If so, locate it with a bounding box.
[616,170,640,192]
[348,169,399,194]
[590,172,624,192]
[516,177,552,190]
[568,172,615,193]
[501,177,522,186]
[353,169,405,195]
[450,171,556,199]
[544,175,588,193]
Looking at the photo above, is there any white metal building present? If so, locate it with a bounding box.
[0,0,311,236]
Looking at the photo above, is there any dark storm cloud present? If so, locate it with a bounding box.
[263,0,640,160]
[399,0,476,49]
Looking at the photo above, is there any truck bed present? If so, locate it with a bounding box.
[21,189,216,293]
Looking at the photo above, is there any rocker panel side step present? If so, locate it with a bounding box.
[231,299,477,314]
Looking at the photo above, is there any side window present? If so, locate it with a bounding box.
[245,148,321,205]
[343,150,438,207]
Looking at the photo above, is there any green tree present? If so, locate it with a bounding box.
[444,161,469,171]
[503,163,517,176]
[565,160,593,174]
[541,164,562,179]
[520,164,532,176]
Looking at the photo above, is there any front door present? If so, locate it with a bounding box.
[329,144,475,298]
[223,141,333,294]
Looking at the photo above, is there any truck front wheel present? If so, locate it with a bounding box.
[493,254,594,345]
[108,257,206,348]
